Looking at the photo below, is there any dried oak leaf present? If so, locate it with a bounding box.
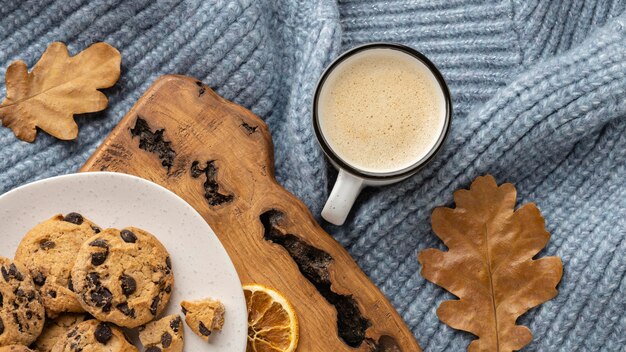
[0,42,121,142]
[418,175,563,352]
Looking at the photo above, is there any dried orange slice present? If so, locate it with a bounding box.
[244,284,299,352]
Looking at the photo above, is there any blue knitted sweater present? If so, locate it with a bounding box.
[1,1,625,350]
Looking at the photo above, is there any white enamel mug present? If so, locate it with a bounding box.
[312,43,452,225]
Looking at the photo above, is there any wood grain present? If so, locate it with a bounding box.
[81,75,421,352]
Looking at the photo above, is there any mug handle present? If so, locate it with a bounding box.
[322,169,364,225]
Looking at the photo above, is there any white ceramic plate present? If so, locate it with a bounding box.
[0,172,247,351]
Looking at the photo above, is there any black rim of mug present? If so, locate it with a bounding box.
[312,42,453,180]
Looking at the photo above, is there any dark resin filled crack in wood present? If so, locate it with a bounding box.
[191,160,234,206]
[129,117,175,171]
[261,209,400,351]
[241,122,258,135]
[195,80,206,96]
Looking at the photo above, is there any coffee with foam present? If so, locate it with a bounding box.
[317,48,447,174]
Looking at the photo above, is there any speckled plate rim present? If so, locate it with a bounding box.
[0,172,247,351]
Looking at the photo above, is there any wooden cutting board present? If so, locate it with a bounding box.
[81,75,421,352]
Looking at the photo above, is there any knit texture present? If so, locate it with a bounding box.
[1,0,625,350]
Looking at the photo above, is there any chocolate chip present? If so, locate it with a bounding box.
[120,229,137,243]
[13,313,22,332]
[0,317,3,335]
[120,275,136,296]
[170,316,181,332]
[48,290,57,298]
[0,292,3,307]
[145,347,161,352]
[2,264,22,282]
[26,310,32,319]
[33,272,46,286]
[91,251,108,266]
[68,277,74,291]
[150,295,160,315]
[88,240,109,265]
[164,285,171,294]
[165,256,171,269]
[116,302,136,318]
[10,264,23,281]
[161,332,172,347]
[199,322,212,336]
[90,286,112,310]
[91,225,102,234]
[87,272,100,285]
[39,240,56,250]
[26,290,36,302]
[3,263,24,282]
[89,239,108,248]
[94,322,112,344]
[63,213,84,225]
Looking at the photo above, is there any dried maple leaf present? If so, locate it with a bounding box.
[0,42,121,142]
[418,175,563,352]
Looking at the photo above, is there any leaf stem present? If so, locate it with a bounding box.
[484,223,500,352]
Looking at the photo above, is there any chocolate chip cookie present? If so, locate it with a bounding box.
[71,227,173,328]
[14,213,102,317]
[0,346,34,352]
[0,257,45,346]
[139,315,184,352]
[50,320,137,352]
[180,298,224,342]
[31,313,90,352]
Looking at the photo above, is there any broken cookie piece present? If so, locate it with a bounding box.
[138,314,184,352]
[180,298,225,342]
